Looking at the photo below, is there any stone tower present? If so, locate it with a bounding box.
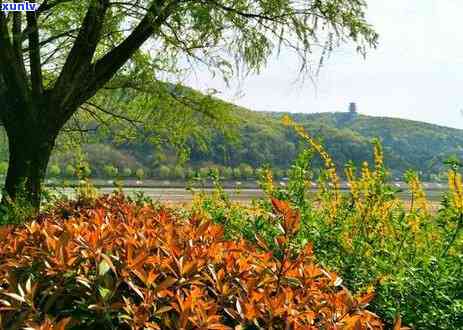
[348,102,357,114]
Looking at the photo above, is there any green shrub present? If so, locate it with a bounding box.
[185,167,196,179]
[48,164,61,178]
[197,118,463,329]
[159,165,171,179]
[103,164,118,178]
[0,192,37,225]
[135,168,145,180]
[173,165,185,179]
[198,167,209,178]
[240,164,254,179]
[64,164,75,177]
[232,167,241,179]
[0,195,383,329]
[122,167,133,177]
[222,167,233,180]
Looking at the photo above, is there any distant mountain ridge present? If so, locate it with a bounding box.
[265,110,463,178]
[40,98,463,180]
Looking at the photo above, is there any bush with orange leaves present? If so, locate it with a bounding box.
[0,194,383,329]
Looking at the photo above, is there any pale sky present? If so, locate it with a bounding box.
[185,0,463,129]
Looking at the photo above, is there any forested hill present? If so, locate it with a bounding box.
[64,106,463,180]
[180,109,463,180]
[267,111,463,179]
[1,103,461,181]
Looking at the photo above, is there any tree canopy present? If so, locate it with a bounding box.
[0,0,377,207]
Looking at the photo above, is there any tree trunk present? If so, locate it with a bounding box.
[3,124,57,210]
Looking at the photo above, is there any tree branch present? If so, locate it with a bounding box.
[0,8,29,106]
[37,0,73,15]
[12,6,26,78]
[80,104,142,138]
[41,36,73,66]
[26,11,43,98]
[84,101,143,126]
[80,0,176,102]
[51,0,111,109]
[204,0,286,22]
[22,28,79,52]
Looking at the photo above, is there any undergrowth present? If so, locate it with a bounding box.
[196,116,463,329]
[0,194,383,329]
[1,117,462,329]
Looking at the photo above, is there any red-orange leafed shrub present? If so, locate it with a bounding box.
[0,194,383,329]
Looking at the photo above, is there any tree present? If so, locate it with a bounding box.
[173,165,185,180]
[48,164,61,178]
[76,163,92,179]
[122,167,133,178]
[135,168,145,181]
[186,168,196,179]
[199,167,210,178]
[233,168,242,179]
[0,0,377,208]
[159,165,171,179]
[103,165,118,178]
[240,164,254,180]
[222,167,233,180]
[65,164,75,178]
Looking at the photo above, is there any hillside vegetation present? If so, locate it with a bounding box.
[0,95,461,181]
[187,108,463,180]
[62,110,463,181]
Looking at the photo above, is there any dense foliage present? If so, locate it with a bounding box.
[195,117,463,329]
[1,116,462,329]
[0,0,377,207]
[1,105,458,181]
[0,194,383,329]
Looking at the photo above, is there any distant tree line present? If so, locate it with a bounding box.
[33,162,287,181]
[1,109,462,184]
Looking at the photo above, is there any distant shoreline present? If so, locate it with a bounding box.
[39,179,449,191]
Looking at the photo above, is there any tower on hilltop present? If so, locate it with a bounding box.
[348,102,357,114]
